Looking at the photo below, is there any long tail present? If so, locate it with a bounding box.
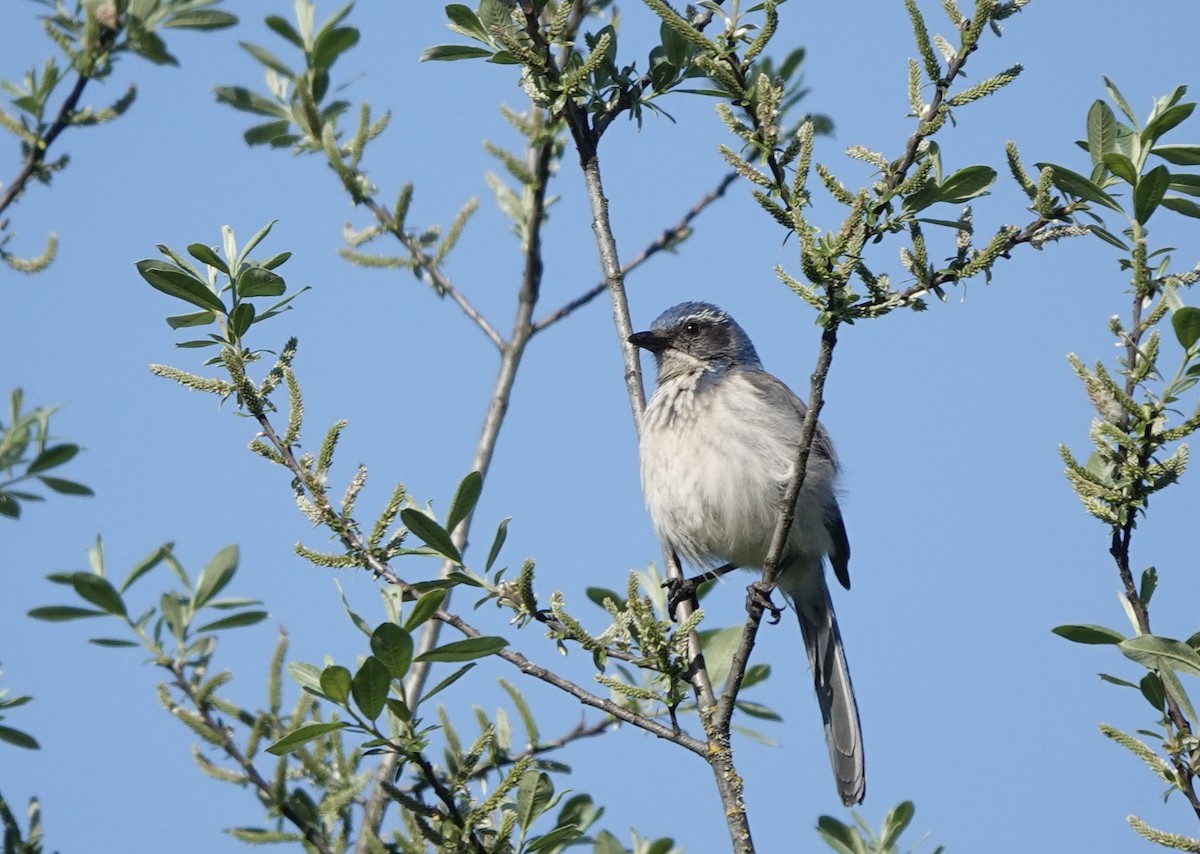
[787,575,865,806]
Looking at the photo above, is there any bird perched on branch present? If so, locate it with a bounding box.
[629,301,865,806]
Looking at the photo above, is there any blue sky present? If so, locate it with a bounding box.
[4,2,1200,852]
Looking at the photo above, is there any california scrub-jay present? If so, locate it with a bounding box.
[630,301,865,806]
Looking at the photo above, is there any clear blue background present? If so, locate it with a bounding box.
[4,2,1200,852]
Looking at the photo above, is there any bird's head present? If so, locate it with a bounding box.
[629,302,761,381]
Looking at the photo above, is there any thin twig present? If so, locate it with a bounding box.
[0,72,91,217]
[531,170,738,334]
[358,196,506,349]
[167,664,335,854]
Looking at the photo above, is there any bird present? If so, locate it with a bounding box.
[629,301,865,806]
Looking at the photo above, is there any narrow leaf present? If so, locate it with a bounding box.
[404,588,446,632]
[27,605,107,621]
[936,165,997,203]
[1052,624,1125,645]
[485,517,510,572]
[136,260,225,312]
[400,508,461,563]
[27,444,79,474]
[420,44,494,62]
[1133,164,1170,223]
[1120,635,1200,677]
[193,544,238,608]
[445,470,483,534]
[70,573,126,617]
[266,721,348,755]
[415,636,507,662]
[196,610,269,632]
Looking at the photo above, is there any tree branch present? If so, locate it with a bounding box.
[531,171,738,334]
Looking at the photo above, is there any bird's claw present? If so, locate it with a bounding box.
[663,576,700,621]
[747,581,782,624]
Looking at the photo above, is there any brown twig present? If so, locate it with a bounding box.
[530,170,738,334]
[166,663,335,854]
[0,72,91,218]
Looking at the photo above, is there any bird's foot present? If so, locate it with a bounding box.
[747,581,782,624]
[662,563,737,620]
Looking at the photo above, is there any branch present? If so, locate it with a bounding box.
[531,170,738,334]
[0,71,91,218]
[167,663,335,854]
[716,320,838,730]
[358,196,505,349]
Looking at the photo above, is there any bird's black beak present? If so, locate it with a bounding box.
[629,330,670,353]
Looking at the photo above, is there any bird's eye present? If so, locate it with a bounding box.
[683,321,700,336]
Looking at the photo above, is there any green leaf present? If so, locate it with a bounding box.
[900,178,939,213]
[1087,100,1119,164]
[119,544,171,590]
[351,656,391,720]
[585,587,625,610]
[1052,624,1125,645]
[1087,225,1130,251]
[1168,173,1200,196]
[1036,162,1122,211]
[937,165,996,204]
[70,573,126,617]
[166,310,216,329]
[27,444,78,474]
[1101,152,1138,185]
[244,120,294,147]
[527,826,583,852]
[193,544,238,608]
[1143,102,1196,147]
[195,610,268,633]
[231,302,256,338]
[264,15,304,48]
[445,4,488,41]
[37,476,92,496]
[1134,164,1170,223]
[1159,663,1200,723]
[370,622,414,679]
[137,260,225,312]
[162,10,238,30]
[320,665,352,704]
[186,243,229,274]
[1173,307,1200,350]
[266,721,349,756]
[88,638,138,648]
[485,517,510,572]
[240,41,295,77]
[1120,635,1200,677]
[0,725,39,750]
[446,471,482,535]
[213,85,287,118]
[27,605,107,621]
[385,696,411,722]
[404,588,446,632]
[1152,145,1200,166]
[880,801,917,849]
[1104,76,1139,127]
[418,662,475,705]
[400,508,461,563]
[1140,567,1158,607]
[516,770,556,831]
[312,27,359,71]
[415,636,507,662]
[236,267,286,298]
[1162,196,1200,220]
[419,44,494,62]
